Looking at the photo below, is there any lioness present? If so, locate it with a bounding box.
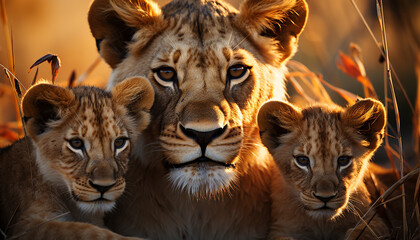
[0,77,153,240]
[88,0,308,239]
[258,99,389,240]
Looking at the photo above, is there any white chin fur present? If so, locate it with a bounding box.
[168,165,237,197]
[77,201,115,214]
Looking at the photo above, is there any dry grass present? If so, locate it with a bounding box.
[0,0,419,239]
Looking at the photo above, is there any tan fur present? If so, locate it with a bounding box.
[88,0,307,239]
[0,77,153,240]
[258,99,389,240]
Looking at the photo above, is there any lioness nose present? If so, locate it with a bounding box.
[313,193,336,203]
[89,180,115,194]
[180,125,227,153]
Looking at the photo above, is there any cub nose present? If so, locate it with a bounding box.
[180,125,227,153]
[313,193,336,203]
[89,180,115,194]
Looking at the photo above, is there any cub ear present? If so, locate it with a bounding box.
[342,98,386,149]
[236,0,308,64]
[257,101,301,152]
[88,0,164,68]
[22,83,75,139]
[111,76,155,132]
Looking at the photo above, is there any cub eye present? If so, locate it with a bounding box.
[114,137,128,149]
[69,138,84,149]
[114,137,129,156]
[153,66,177,88]
[227,64,251,87]
[294,155,310,168]
[337,156,353,169]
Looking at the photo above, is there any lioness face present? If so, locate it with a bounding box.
[258,100,386,219]
[89,0,308,196]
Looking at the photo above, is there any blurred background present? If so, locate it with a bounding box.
[0,0,419,166]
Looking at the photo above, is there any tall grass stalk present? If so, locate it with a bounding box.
[376,1,408,238]
[0,0,23,136]
[348,0,416,116]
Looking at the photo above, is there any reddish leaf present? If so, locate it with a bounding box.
[0,127,18,142]
[337,51,377,99]
[336,51,362,79]
[29,53,61,83]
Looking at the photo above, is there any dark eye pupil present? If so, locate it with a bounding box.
[70,139,83,149]
[115,138,126,149]
[338,156,352,166]
[229,66,245,78]
[296,156,309,166]
[158,68,175,81]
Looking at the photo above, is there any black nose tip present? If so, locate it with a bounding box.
[313,193,336,203]
[89,181,115,194]
[180,125,227,153]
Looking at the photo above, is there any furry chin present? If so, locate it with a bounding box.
[76,201,115,214]
[167,165,237,198]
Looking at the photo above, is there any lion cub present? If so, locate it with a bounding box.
[258,99,389,240]
[0,77,153,240]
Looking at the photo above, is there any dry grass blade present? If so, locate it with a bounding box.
[348,0,416,115]
[68,70,76,88]
[13,78,21,98]
[76,56,101,85]
[1,66,28,140]
[349,168,420,238]
[30,67,39,86]
[29,53,61,84]
[318,76,358,104]
[7,212,70,240]
[0,0,14,74]
[288,75,316,103]
[414,52,420,232]
[0,2,23,136]
[376,0,407,237]
[0,228,5,239]
[286,60,333,104]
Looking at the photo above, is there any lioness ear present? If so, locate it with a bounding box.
[236,0,308,64]
[258,101,301,152]
[22,83,75,139]
[111,76,155,132]
[88,0,164,68]
[342,99,386,149]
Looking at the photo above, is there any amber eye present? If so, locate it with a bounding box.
[295,155,310,167]
[153,66,177,89]
[157,67,175,81]
[114,137,128,149]
[337,156,353,168]
[227,64,250,81]
[69,138,84,150]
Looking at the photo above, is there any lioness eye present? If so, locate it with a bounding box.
[337,156,352,169]
[114,137,128,149]
[227,64,251,88]
[295,155,310,167]
[69,138,84,149]
[153,66,177,89]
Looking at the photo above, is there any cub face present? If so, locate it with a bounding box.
[89,0,308,196]
[258,99,386,219]
[22,77,154,213]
